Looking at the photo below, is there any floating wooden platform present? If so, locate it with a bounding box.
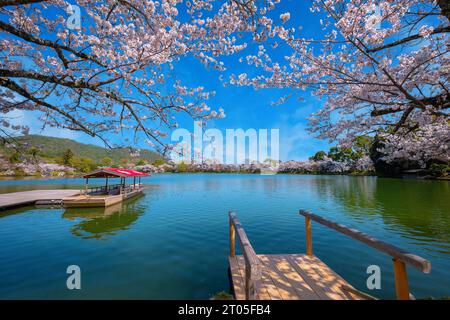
[62,186,144,208]
[229,254,363,300]
[62,168,149,208]
[0,189,80,211]
[228,211,431,300]
[62,194,123,208]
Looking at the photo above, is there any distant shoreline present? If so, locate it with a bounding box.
[0,172,448,181]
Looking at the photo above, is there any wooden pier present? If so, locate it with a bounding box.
[0,189,80,211]
[228,211,431,300]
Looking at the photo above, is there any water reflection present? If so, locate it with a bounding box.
[373,179,450,247]
[62,196,146,240]
[312,176,379,215]
[312,176,450,251]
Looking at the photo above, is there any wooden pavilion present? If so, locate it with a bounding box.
[62,168,149,208]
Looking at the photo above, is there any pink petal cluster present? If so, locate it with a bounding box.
[233,0,449,164]
[0,0,284,152]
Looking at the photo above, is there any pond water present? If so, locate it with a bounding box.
[0,174,449,299]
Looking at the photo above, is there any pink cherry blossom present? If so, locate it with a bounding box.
[0,0,285,154]
[280,12,290,23]
[234,0,449,164]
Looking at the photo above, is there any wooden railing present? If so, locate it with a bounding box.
[299,210,431,300]
[229,211,262,300]
[82,183,143,196]
[82,184,121,195]
[122,183,143,196]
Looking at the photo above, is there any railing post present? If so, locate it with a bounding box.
[305,216,313,256]
[230,215,236,258]
[393,258,410,300]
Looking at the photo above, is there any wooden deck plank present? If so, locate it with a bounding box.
[289,254,344,300]
[234,257,284,300]
[269,255,321,300]
[228,257,246,300]
[229,253,364,300]
[291,254,361,300]
[0,189,79,210]
[297,254,361,300]
[283,254,334,300]
[295,254,363,300]
[258,255,303,300]
[235,256,272,300]
[258,259,284,300]
[236,256,272,300]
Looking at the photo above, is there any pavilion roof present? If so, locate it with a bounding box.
[82,168,150,179]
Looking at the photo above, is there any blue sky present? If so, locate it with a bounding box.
[8,0,334,161]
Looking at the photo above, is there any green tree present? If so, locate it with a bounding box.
[177,161,188,172]
[9,151,20,164]
[28,146,41,161]
[353,136,373,157]
[62,149,74,165]
[100,156,113,167]
[70,157,96,173]
[326,137,373,164]
[310,151,327,161]
[328,147,355,162]
[152,159,166,166]
[136,159,146,166]
[430,163,449,177]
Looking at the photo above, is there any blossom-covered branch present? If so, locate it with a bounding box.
[234,0,449,165]
[0,0,286,153]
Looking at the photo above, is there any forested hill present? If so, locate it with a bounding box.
[8,135,162,164]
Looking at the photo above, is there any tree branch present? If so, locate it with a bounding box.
[0,20,106,68]
[0,77,97,137]
[0,0,45,7]
[367,25,450,53]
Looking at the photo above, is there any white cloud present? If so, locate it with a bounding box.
[274,114,331,161]
[4,109,101,144]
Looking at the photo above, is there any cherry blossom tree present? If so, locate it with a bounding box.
[0,0,287,153]
[236,0,449,166]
